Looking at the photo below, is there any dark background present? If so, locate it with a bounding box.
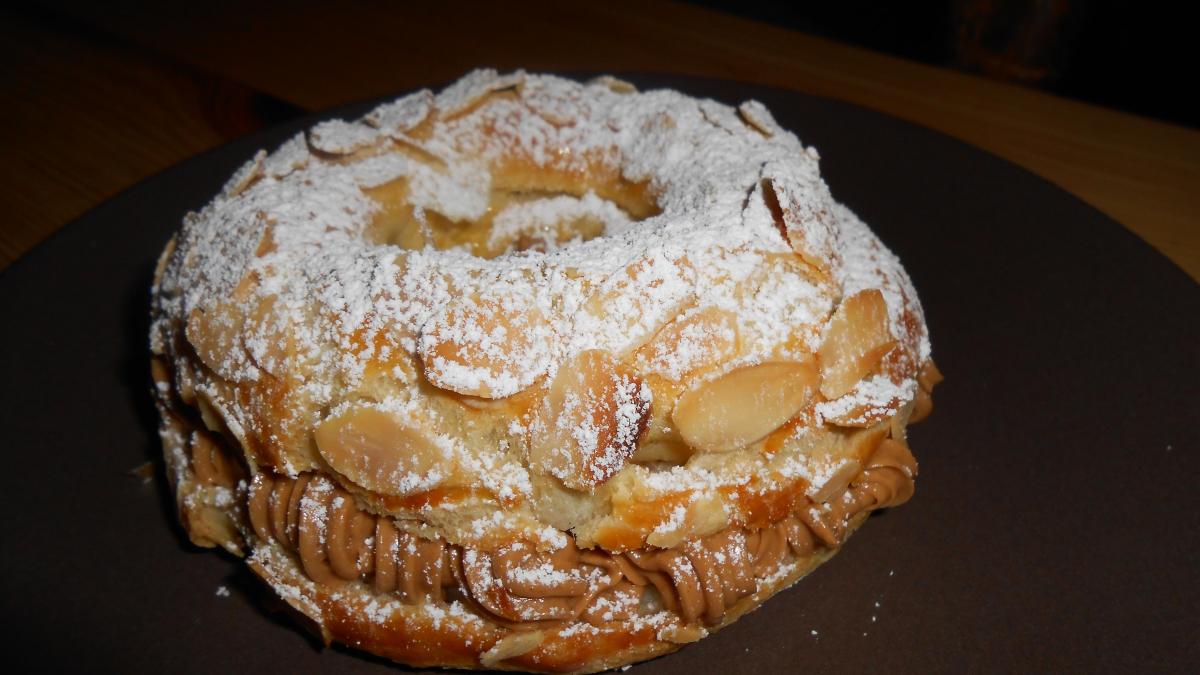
[693,0,1196,128]
[4,0,1193,278]
[2,2,1197,670]
[2,73,1196,673]
[19,0,1197,129]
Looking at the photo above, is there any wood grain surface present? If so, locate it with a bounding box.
[4,0,1197,279]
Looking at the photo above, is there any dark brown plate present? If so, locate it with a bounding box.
[2,75,1196,673]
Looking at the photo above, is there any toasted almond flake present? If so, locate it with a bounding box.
[528,350,651,490]
[659,623,707,644]
[521,75,587,127]
[263,134,309,178]
[807,458,862,503]
[185,302,251,382]
[418,300,553,398]
[635,307,739,381]
[480,630,545,667]
[314,407,448,496]
[817,374,910,428]
[309,119,381,155]
[738,99,778,136]
[673,360,818,452]
[588,75,638,94]
[220,150,265,198]
[365,89,434,136]
[581,254,696,356]
[819,289,895,399]
[759,168,840,281]
[436,68,525,118]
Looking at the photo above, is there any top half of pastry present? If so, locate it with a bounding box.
[150,70,936,555]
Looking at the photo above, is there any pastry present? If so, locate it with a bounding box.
[149,69,941,673]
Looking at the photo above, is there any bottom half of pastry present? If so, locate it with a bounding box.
[160,402,926,675]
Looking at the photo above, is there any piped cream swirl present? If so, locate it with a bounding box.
[239,436,917,627]
[247,472,457,599]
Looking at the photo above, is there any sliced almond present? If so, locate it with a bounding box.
[187,284,285,382]
[644,493,729,548]
[521,79,584,127]
[758,174,839,281]
[194,390,226,435]
[635,307,738,381]
[737,100,777,137]
[673,360,817,452]
[263,133,309,178]
[241,293,292,377]
[638,374,682,443]
[807,458,863,504]
[308,119,381,155]
[819,289,896,399]
[527,350,651,490]
[253,221,277,258]
[364,89,434,137]
[185,302,244,380]
[220,150,265,198]
[314,407,448,496]
[418,300,551,399]
[588,75,638,94]
[480,630,545,667]
[659,624,707,644]
[435,68,525,118]
[819,392,905,428]
[584,255,695,355]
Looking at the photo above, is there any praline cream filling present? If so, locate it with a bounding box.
[199,425,918,629]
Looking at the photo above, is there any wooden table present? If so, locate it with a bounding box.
[4,1,1198,280]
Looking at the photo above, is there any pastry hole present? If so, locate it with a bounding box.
[365,172,659,259]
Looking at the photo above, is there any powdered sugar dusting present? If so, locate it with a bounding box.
[365,89,434,136]
[488,191,633,251]
[309,118,380,155]
[151,69,930,519]
[738,99,780,137]
[264,134,309,178]
[435,68,525,117]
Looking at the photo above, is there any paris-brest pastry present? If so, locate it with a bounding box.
[150,70,941,673]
